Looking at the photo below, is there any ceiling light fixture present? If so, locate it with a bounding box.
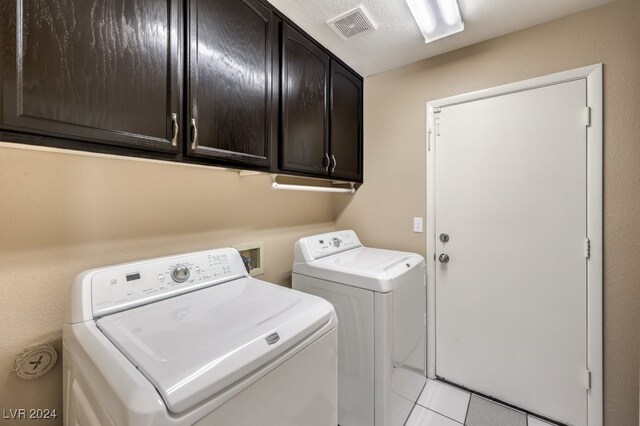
[405,0,464,43]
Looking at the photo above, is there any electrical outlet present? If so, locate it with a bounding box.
[413,217,424,233]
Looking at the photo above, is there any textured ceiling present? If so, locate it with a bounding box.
[266,0,615,76]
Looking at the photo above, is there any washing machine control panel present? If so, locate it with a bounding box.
[91,249,246,317]
[305,230,362,260]
[171,264,190,283]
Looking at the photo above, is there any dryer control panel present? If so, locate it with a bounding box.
[294,230,362,261]
[90,248,247,318]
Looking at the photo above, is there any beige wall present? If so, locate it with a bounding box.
[2,0,639,423]
[0,144,335,421]
[335,0,640,424]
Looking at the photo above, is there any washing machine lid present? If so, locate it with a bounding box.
[293,247,424,293]
[96,277,334,414]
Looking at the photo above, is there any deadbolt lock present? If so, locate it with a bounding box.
[439,233,450,243]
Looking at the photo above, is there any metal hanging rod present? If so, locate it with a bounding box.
[270,175,356,194]
[271,182,356,194]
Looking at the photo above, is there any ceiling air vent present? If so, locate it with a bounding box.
[327,6,377,41]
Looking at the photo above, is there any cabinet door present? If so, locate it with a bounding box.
[330,61,362,182]
[0,0,181,153]
[188,0,276,167]
[281,24,329,176]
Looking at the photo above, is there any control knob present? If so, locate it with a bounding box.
[171,265,190,283]
[331,237,342,247]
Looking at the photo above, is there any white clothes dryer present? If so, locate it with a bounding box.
[293,230,427,426]
[63,247,337,426]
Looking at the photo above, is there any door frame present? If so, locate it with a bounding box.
[425,64,603,425]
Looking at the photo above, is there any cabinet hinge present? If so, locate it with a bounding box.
[584,106,591,127]
[584,238,591,259]
[585,370,592,390]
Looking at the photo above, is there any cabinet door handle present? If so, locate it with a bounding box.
[324,153,330,171]
[171,113,178,147]
[190,119,198,150]
[331,155,337,173]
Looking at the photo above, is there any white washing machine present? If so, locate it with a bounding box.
[293,230,427,426]
[63,247,338,426]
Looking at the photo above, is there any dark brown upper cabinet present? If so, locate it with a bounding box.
[280,23,330,176]
[0,0,363,181]
[0,0,182,153]
[330,60,363,182]
[280,24,363,182]
[186,0,277,167]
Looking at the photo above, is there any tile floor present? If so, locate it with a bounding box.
[406,379,556,426]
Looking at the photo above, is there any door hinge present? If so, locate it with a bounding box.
[428,129,432,151]
[585,370,592,390]
[434,107,441,136]
[424,313,427,326]
[584,106,591,127]
[584,238,591,259]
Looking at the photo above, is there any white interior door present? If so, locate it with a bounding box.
[433,80,588,425]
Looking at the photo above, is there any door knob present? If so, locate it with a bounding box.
[438,253,450,264]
